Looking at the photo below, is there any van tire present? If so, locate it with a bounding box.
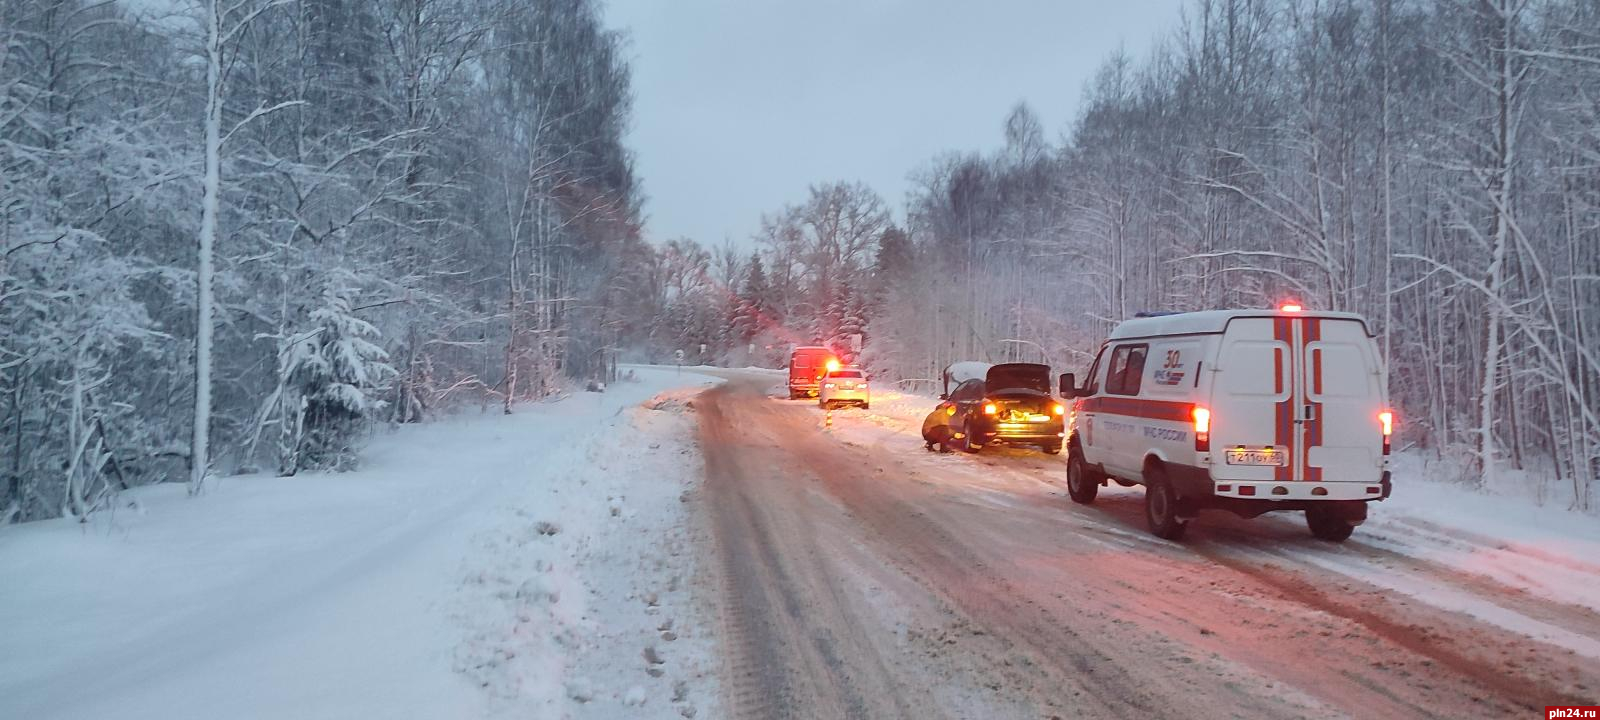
[1306,507,1356,542]
[1143,464,1187,541]
[1066,448,1098,504]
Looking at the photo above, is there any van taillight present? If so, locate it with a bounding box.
[1192,407,1211,452]
[1378,411,1394,455]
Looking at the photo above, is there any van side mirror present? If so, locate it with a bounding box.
[1058,373,1078,398]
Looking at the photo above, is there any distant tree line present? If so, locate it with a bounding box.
[668,0,1599,510]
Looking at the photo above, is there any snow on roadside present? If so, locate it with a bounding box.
[0,367,722,720]
[450,383,723,719]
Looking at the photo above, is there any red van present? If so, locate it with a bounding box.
[787,346,839,399]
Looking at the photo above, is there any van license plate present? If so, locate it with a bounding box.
[1225,448,1286,466]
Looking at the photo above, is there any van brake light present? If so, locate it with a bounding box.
[1192,406,1211,452]
[1378,411,1394,455]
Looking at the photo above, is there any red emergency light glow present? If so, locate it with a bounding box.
[1280,303,1303,313]
[1193,406,1211,452]
[1378,410,1394,455]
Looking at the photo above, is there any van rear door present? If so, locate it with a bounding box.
[1213,319,1293,480]
[1214,316,1383,483]
[1301,318,1385,483]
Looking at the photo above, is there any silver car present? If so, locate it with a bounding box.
[818,368,870,410]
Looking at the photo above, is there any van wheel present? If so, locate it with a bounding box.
[1143,464,1187,540]
[1066,447,1098,504]
[1306,507,1356,542]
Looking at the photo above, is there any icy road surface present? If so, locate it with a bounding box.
[693,371,1600,719]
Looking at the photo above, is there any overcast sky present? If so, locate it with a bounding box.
[604,0,1184,248]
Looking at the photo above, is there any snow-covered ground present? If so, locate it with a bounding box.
[0,367,723,720]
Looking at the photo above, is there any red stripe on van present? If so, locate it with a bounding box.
[1075,397,1195,424]
[1273,317,1294,482]
[1304,318,1323,482]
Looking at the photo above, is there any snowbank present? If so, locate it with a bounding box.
[0,368,723,720]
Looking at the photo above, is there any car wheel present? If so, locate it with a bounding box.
[1143,463,1187,540]
[959,433,982,454]
[1305,506,1356,542]
[1066,447,1098,505]
[861,402,870,410]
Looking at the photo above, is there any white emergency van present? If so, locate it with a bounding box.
[1060,307,1393,541]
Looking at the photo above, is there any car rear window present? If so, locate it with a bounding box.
[828,370,863,378]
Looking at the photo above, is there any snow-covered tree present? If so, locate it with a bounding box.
[284,287,396,473]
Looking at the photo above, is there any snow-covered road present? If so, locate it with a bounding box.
[5,366,1598,719]
[693,370,1600,719]
[0,367,727,720]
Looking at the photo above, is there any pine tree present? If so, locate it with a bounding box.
[286,288,396,473]
[870,225,913,312]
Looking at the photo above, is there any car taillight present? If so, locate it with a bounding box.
[1052,403,1066,416]
[1192,406,1211,452]
[983,402,997,415]
[1378,410,1394,455]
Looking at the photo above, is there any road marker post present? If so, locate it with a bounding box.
[825,408,833,430]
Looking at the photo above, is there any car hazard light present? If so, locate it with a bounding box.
[1192,406,1211,452]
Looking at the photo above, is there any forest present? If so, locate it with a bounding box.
[2,0,654,522]
[665,0,1600,510]
[4,0,1597,523]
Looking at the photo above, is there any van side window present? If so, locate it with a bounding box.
[1083,348,1106,395]
[1105,344,1149,396]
